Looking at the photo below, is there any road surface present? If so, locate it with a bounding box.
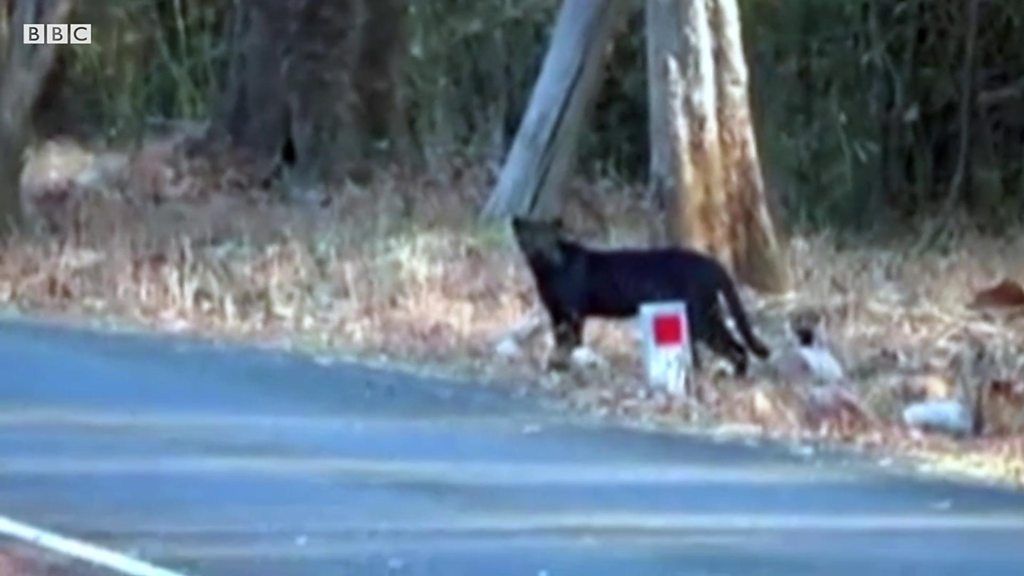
[0,318,1023,576]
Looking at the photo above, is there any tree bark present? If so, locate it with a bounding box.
[660,0,728,261]
[644,0,677,243]
[282,0,366,188]
[710,0,788,292]
[648,0,788,293]
[217,0,408,190]
[217,0,291,166]
[353,0,410,162]
[0,0,74,234]
[483,0,624,220]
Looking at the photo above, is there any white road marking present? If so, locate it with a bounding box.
[0,515,191,576]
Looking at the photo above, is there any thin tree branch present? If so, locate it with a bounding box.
[977,75,1024,108]
[943,0,980,212]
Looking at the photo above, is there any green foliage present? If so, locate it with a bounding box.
[61,0,230,139]
[744,0,885,229]
[40,0,1024,228]
[745,0,1024,229]
[404,0,558,162]
[403,0,647,177]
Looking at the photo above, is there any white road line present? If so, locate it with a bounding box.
[0,515,191,576]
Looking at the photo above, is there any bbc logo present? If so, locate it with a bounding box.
[23,24,91,45]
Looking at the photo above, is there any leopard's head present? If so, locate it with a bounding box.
[511,216,566,267]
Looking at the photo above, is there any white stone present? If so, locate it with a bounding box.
[570,346,607,369]
[494,337,522,359]
[902,400,972,436]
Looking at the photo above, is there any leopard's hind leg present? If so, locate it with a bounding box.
[706,307,750,377]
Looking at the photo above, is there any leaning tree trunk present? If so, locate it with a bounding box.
[483,0,624,220]
[644,0,674,232]
[218,0,407,191]
[647,0,788,293]
[709,0,788,292]
[0,0,74,234]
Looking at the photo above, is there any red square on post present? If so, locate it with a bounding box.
[653,314,684,346]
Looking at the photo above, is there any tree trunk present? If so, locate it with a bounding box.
[0,129,24,233]
[483,0,624,220]
[648,0,788,293]
[217,0,408,191]
[353,0,410,163]
[0,0,74,234]
[644,0,675,226]
[282,0,366,188]
[218,0,291,167]
[654,0,728,261]
[710,0,788,292]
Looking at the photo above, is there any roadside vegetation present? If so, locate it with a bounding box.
[1,0,1022,488]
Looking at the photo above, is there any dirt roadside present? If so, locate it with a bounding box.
[0,542,109,576]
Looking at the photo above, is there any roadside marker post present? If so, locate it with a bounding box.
[638,302,693,397]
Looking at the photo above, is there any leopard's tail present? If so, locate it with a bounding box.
[719,276,770,359]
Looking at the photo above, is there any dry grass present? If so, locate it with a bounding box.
[5,138,1024,489]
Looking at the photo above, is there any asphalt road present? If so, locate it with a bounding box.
[0,319,1023,576]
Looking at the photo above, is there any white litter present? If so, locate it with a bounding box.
[774,343,845,385]
[494,337,522,359]
[902,400,973,436]
[570,346,607,369]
